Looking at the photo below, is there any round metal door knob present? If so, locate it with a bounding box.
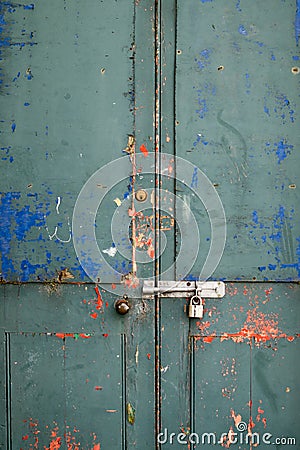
[115,298,130,315]
[135,189,147,202]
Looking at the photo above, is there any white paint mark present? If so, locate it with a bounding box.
[45,217,72,243]
[114,197,122,206]
[182,194,191,223]
[56,196,61,214]
[135,345,139,365]
[161,365,170,374]
[102,246,117,257]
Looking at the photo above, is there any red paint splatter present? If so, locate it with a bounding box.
[262,417,267,428]
[82,299,87,304]
[92,444,101,450]
[94,386,103,391]
[111,283,116,290]
[102,333,109,338]
[203,335,216,343]
[147,353,151,360]
[22,435,29,440]
[258,406,264,414]
[94,286,103,310]
[139,144,148,157]
[249,416,255,431]
[105,301,109,308]
[55,333,74,339]
[196,320,211,334]
[90,312,98,319]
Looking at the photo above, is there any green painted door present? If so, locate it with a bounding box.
[1,1,299,449]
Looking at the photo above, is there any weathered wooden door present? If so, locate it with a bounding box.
[1,1,299,449]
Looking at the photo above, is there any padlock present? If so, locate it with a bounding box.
[188,295,204,319]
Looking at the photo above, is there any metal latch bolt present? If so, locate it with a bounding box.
[142,280,225,320]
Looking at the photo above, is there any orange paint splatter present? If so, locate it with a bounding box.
[92,444,101,450]
[147,246,155,259]
[147,353,151,360]
[45,437,62,450]
[258,407,264,414]
[79,334,91,339]
[262,417,267,428]
[90,312,98,319]
[94,286,103,310]
[139,144,149,157]
[230,409,242,428]
[111,283,116,290]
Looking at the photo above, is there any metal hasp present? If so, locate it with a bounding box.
[142,280,225,298]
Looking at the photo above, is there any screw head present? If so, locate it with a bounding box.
[135,189,147,202]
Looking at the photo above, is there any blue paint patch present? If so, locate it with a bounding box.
[238,25,248,36]
[235,0,242,12]
[79,254,103,280]
[196,98,208,119]
[24,102,30,107]
[12,71,21,82]
[295,0,300,45]
[46,251,52,264]
[193,133,208,147]
[195,48,213,70]
[15,204,46,241]
[194,83,215,119]
[252,210,258,224]
[190,167,198,189]
[11,122,16,133]
[0,192,20,277]
[245,73,251,94]
[23,4,34,10]
[20,259,44,282]
[200,0,213,3]
[247,206,297,278]
[292,55,300,60]
[0,36,11,47]
[274,139,293,164]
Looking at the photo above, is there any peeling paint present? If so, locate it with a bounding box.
[22,420,100,449]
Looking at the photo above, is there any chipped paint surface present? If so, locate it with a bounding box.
[20,419,101,449]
